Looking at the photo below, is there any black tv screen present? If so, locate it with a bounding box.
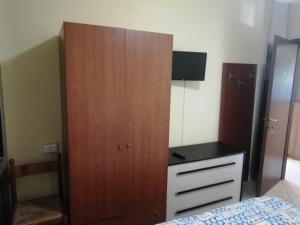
[172,51,207,81]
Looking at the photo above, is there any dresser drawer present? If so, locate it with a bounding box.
[167,153,244,220]
[167,172,241,204]
[167,196,236,220]
[168,169,241,199]
[168,154,243,186]
[167,183,240,220]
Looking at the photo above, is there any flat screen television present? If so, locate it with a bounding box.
[172,51,207,81]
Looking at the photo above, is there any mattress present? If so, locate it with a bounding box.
[158,197,300,225]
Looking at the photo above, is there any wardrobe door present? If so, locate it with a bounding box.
[64,23,126,225]
[123,30,173,214]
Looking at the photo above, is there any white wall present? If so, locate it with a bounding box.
[268,1,289,42]
[288,1,300,39]
[1,0,269,199]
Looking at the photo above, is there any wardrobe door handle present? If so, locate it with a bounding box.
[126,144,132,150]
[117,145,123,151]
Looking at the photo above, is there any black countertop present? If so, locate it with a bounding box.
[169,142,245,166]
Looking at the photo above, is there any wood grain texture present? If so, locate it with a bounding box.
[11,160,58,177]
[64,22,126,224]
[287,102,300,160]
[122,30,172,214]
[258,38,298,195]
[85,205,166,225]
[9,158,60,207]
[63,23,172,225]
[219,63,256,179]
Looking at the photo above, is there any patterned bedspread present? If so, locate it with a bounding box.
[159,197,300,225]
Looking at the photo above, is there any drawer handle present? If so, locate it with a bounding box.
[175,196,233,215]
[176,162,236,176]
[175,179,234,196]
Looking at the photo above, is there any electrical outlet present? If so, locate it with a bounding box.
[43,143,58,154]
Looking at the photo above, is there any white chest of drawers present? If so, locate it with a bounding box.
[167,152,244,220]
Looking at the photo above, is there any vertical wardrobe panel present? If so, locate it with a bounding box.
[219,64,239,145]
[219,63,256,179]
[123,30,172,213]
[236,65,256,149]
[64,23,126,224]
[236,64,256,178]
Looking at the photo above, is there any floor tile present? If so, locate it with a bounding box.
[265,181,291,202]
[263,158,300,205]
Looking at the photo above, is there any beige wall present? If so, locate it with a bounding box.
[1,0,268,200]
[0,0,6,62]
[1,38,62,200]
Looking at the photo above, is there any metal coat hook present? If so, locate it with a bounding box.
[228,72,236,81]
[249,73,255,80]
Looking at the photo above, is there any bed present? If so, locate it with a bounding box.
[159,197,300,225]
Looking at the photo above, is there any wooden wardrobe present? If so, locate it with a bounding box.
[60,22,173,225]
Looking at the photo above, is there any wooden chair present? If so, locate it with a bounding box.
[9,154,64,225]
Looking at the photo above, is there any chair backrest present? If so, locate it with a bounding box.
[9,153,62,210]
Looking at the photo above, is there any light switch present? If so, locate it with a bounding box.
[43,143,58,154]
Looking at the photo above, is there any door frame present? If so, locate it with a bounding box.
[257,36,299,196]
[282,40,300,180]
